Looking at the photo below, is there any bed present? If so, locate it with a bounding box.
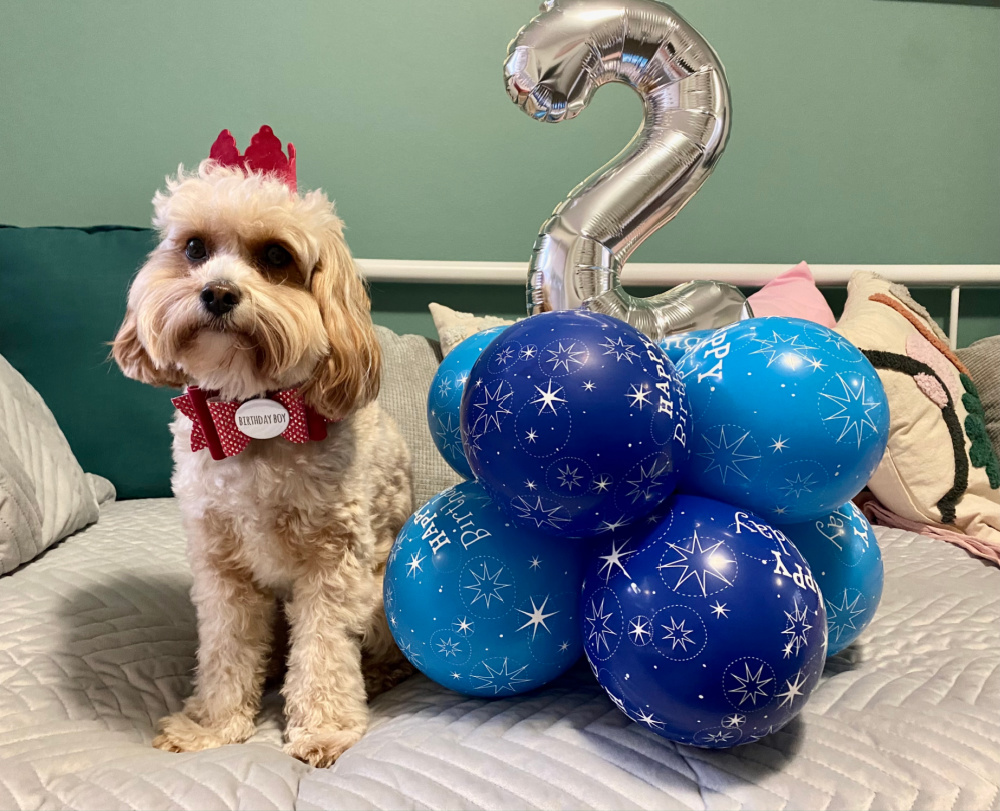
[1,236,999,809]
[1,497,997,810]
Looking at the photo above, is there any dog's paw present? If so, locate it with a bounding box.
[152,711,255,753]
[284,725,365,768]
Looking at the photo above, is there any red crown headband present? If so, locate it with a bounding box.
[208,125,297,193]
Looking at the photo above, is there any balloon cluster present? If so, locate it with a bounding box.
[387,310,888,749]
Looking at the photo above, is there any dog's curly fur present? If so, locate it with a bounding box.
[112,160,413,767]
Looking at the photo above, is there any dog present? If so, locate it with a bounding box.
[112,128,413,767]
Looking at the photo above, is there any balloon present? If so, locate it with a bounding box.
[582,494,827,748]
[675,317,890,524]
[780,501,884,656]
[460,309,691,538]
[428,326,509,479]
[384,480,586,696]
[659,328,717,365]
[504,0,750,339]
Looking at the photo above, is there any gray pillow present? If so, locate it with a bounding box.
[0,354,110,574]
[374,326,461,511]
[958,336,1000,461]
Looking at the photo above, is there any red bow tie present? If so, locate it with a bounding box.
[172,385,330,460]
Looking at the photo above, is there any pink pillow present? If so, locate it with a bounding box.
[747,261,836,327]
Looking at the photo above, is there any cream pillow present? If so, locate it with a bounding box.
[428,302,516,357]
[836,272,1000,549]
[0,354,106,574]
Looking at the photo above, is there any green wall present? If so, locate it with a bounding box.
[2,0,997,340]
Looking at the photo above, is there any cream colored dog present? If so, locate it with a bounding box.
[112,154,412,767]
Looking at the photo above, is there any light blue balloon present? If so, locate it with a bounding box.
[385,480,586,697]
[780,501,884,656]
[659,328,717,364]
[427,326,509,479]
[675,317,889,524]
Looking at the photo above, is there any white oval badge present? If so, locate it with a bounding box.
[234,398,290,440]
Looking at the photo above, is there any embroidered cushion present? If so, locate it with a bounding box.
[836,271,1000,555]
[958,336,1000,464]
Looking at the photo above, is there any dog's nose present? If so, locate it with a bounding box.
[200,281,241,317]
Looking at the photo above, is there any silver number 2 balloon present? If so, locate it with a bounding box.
[505,0,751,339]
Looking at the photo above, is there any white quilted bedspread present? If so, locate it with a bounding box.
[0,499,997,811]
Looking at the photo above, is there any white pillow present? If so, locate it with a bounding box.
[0,354,106,574]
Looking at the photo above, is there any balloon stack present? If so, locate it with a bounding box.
[388,308,889,749]
[385,0,890,751]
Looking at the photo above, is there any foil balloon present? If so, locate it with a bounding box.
[504,0,750,339]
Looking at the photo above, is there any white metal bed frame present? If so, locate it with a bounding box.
[357,260,1000,350]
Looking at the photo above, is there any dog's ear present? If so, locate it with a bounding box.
[111,305,187,388]
[300,222,381,421]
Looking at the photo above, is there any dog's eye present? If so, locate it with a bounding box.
[263,244,292,268]
[185,238,208,262]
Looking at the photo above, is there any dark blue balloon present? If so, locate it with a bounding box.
[428,326,509,479]
[675,317,889,524]
[780,501,883,656]
[659,328,717,364]
[583,494,827,748]
[461,310,691,538]
[385,480,586,697]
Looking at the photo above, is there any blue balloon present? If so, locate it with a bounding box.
[675,317,889,524]
[659,328,717,364]
[780,501,884,656]
[461,310,691,538]
[385,480,586,697]
[428,326,510,479]
[583,494,827,748]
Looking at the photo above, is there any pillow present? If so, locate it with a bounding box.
[429,302,516,357]
[746,261,836,327]
[958,336,1000,462]
[835,271,1000,560]
[374,326,461,509]
[430,262,835,358]
[0,353,107,574]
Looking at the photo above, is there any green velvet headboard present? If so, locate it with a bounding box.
[2,224,997,499]
[0,225,528,499]
[0,225,173,498]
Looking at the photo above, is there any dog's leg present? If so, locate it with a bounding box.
[154,553,275,753]
[360,588,414,700]
[282,569,371,768]
[361,450,415,699]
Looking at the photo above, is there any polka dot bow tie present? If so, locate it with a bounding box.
[171,385,331,460]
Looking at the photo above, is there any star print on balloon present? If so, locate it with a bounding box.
[780,500,883,656]
[582,494,826,748]
[658,529,737,597]
[385,480,585,697]
[461,310,691,538]
[428,326,509,479]
[675,317,889,524]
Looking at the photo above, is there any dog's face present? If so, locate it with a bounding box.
[112,163,380,420]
